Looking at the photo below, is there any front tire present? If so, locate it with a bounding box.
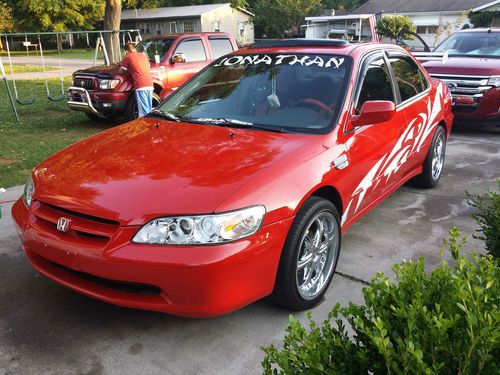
[125,92,161,121]
[411,126,447,188]
[273,197,341,310]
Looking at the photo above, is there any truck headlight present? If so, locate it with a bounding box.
[487,76,500,87]
[23,175,35,208]
[132,206,266,245]
[99,79,120,90]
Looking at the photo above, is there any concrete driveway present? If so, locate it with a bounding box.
[0,124,498,375]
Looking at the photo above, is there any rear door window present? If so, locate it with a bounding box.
[208,38,234,59]
[388,56,428,102]
[174,39,207,62]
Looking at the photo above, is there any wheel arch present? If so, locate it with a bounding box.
[309,185,344,217]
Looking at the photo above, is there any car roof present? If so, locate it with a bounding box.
[239,39,406,58]
[455,28,500,34]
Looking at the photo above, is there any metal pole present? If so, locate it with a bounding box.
[0,56,20,123]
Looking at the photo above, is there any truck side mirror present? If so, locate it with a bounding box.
[171,53,186,64]
[351,100,396,126]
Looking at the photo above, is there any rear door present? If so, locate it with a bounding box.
[166,37,209,90]
[341,52,408,223]
[386,51,435,176]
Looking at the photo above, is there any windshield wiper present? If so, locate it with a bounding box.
[185,117,293,133]
[146,109,181,122]
[187,117,254,127]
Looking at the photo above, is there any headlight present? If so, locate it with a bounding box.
[99,79,120,90]
[23,175,35,208]
[487,76,500,87]
[132,206,266,245]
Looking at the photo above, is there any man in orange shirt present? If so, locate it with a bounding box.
[120,43,154,117]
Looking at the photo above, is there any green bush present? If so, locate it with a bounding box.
[262,228,499,375]
[467,181,500,259]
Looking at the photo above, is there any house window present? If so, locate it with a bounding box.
[170,22,177,34]
[416,26,426,34]
[213,21,221,32]
[139,22,151,35]
[238,21,246,37]
[183,21,195,33]
[428,26,438,34]
[155,22,162,35]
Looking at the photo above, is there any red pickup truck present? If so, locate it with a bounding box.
[67,32,238,122]
[413,28,500,125]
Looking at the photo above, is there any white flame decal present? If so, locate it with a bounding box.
[341,83,445,226]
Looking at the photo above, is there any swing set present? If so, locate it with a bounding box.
[0,29,141,122]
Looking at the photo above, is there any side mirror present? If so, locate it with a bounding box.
[351,100,396,127]
[171,53,186,64]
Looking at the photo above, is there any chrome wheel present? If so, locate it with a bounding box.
[295,211,339,300]
[431,131,446,181]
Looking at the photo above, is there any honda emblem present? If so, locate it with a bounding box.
[57,217,71,232]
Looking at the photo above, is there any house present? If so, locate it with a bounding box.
[305,13,379,42]
[351,0,500,46]
[121,3,254,44]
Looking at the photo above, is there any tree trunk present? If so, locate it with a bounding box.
[56,34,63,52]
[103,0,121,64]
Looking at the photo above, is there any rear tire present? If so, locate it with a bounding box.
[272,197,341,310]
[411,126,447,188]
[125,92,161,121]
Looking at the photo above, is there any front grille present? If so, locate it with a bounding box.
[50,261,162,295]
[73,76,94,91]
[32,201,119,247]
[430,74,493,107]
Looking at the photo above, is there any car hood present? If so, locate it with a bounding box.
[74,63,121,78]
[423,57,500,76]
[33,118,314,226]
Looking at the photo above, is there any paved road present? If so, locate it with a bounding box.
[0,56,108,80]
[0,123,498,375]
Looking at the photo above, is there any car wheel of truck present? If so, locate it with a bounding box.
[85,113,117,123]
[410,125,447,188]
[272,197,341,310]
[126,92,161,121]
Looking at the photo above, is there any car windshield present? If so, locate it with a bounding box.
[434,32,500,58]
[157,54,352,133]
[136,38,175,63]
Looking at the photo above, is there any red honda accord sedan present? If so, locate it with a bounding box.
[12,40,453,317]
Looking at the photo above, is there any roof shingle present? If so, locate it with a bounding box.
[351,0,498,14]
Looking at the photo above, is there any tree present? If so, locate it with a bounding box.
[376,15,416,42]
[103,0,121,63]
[12,0,105,50]
[0,2,13,50]
[253,0,322,38]
[468,10,500,28]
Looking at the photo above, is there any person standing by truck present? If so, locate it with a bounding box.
[120,42,154,117]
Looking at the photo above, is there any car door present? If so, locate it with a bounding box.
[340,52,408,225]
[166,37,209,90]
[386,51,435,178]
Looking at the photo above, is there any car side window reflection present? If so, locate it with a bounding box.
[389,56,427,102]
[174,39,207,62]
[356,57,394,114]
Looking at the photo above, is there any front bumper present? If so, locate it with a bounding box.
[452,87,500,124]
[67,87,128,116]
[12,199,292,317]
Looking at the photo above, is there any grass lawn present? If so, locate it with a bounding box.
[2,64,58,73]
[0,48,116,60]
[0,78,118,188]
